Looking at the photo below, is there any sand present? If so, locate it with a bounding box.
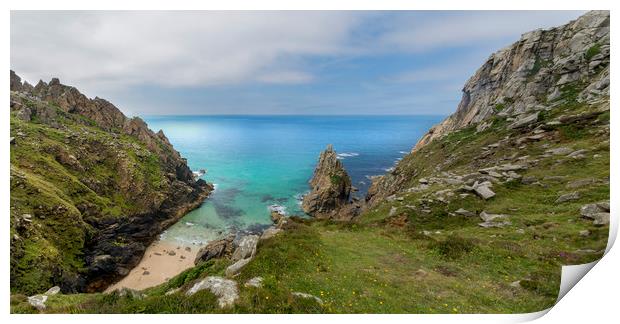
[105,239,199,292]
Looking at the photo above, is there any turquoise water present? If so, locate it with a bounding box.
[144,115,444,245]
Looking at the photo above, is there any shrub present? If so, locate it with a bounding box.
[432,236,476,259]
[584,44,601,60]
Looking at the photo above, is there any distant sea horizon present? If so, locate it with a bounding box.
[144,114,445,246]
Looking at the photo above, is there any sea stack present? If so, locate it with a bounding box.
[302,144,355,220]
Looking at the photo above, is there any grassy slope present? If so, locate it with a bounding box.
[10,98,167,295]
[12,91,610,313]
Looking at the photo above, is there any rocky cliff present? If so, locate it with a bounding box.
[414,11,609,151]
[367,10,610,206]
[10,71,213,294]
[302,144,358,220]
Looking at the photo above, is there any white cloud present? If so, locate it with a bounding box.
[11,10,586,103]
[256,70,315,84]
[10,11,361,94]
[378,11,585,52]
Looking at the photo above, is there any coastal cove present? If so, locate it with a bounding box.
[107,115,443,290]
[147,115,444,241]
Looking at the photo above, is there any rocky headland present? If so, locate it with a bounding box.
[10,71,213,294]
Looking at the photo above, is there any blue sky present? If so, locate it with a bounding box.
[11,11,585,116]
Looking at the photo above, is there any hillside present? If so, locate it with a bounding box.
[10,10,610,314]
[10,72,213,294]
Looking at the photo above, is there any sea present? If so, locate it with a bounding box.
[144,115,444,246]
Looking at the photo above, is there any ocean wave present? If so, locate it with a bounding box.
[384,167,395,172]
[336,152,360,159]
[399,151,409,154]
[268,204,287,215]
[192,169,207,178]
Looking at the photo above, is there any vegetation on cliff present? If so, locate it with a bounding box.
[10,72,212,295]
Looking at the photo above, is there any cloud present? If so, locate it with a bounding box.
[377,11,585,52]
[10,11,361,94]
[256,70,315,84]
[10,11,587,115]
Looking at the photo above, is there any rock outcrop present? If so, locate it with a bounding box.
[10,71,213,294]
[366,10,610,207]
[302,144,358,220]
[413,10,609,151]
[186,276,239,308]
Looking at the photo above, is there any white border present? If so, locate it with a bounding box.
[2,1,617,323]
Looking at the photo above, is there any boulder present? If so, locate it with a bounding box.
[580,201,610,225]
[454,208,475,217]
[479,211,509,222]
[567,178,597,189]
[291,292,323,305]
[231,235,259,262]
[546,147,574,156]
[245,277,263,288]
[509,112,539,129]
[555,192,581,203]
[45,286,61,295]
[194,234,235,265]
[260,226,282,241]
[27,294,48,310]
[225,258,252,277]
[186,276,239,308]
[479,211,511,228]
[473,184,496,200]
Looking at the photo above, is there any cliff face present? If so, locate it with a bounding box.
[302,144,357,220]
[367,10,610,206]
[414,11,609,151]
[10,72,213,294]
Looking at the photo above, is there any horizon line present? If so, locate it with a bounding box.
[140,113,449,117]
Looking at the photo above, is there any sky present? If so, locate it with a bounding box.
[11,11,585,116]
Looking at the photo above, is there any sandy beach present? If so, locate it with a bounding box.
[105,239,199,292]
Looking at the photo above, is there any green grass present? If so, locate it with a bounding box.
[584,44,601,60]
